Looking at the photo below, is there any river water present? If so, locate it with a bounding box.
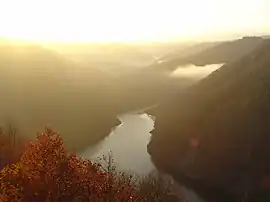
[80,111,207,202]
[80,112,155,175]
[80,63,224,173]
[79,64,224,202]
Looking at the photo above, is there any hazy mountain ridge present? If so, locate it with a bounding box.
[148,39,270,201]
[153,36,264,71]
[0,42,121,152]
[0,41,199,153]
[46,43,159,70]
[159,41,221,63]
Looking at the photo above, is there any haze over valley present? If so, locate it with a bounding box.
[0,39,219,152]
[0,0,270,201]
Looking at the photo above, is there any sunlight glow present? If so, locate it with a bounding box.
[0,0,269,42]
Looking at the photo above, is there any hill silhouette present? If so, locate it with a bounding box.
[0,41,199,153]
[159,41,221,63]
[46,43,158,71]
[0,41,122,152]
[148,39,270,201]
[153,36,264,71]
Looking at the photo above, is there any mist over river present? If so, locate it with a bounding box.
[80,64,224,175]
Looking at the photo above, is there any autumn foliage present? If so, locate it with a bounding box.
[0,128,140,202]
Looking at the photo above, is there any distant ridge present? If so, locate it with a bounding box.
[153,36,264,71]
[262,35,270,39]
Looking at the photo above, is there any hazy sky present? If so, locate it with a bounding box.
[0,0,269,42]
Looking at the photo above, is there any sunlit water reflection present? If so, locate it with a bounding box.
[80,113,155,175]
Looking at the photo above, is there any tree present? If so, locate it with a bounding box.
[0,129,139,202]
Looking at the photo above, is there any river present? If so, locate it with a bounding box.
[79,64,224,202]
[80,111,205,202]
[80,63,224,173]
[80,112,155,174]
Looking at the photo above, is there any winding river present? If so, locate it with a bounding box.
[79,64,224,202]
[80,112,155,175]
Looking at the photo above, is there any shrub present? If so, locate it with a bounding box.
[0,129,139,202]
[136,171,181,202]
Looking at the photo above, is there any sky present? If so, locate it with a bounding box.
[0,0,269,42]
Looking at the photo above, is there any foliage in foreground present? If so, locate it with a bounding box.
[0,128,181,202]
